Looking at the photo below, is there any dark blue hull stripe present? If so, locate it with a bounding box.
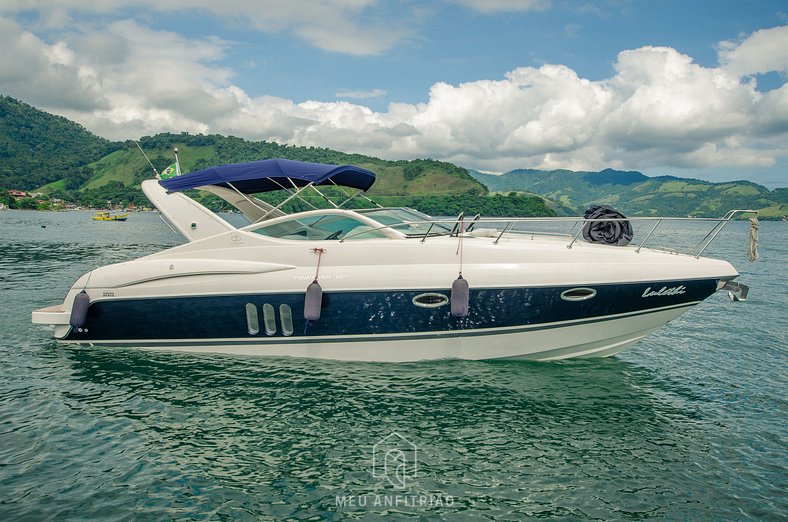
[64,279,718,343]
[63,300,700,347]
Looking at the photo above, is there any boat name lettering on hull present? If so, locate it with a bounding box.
[642,285,686,298]
[294,274,349,281]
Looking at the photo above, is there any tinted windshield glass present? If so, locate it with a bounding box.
[356,208,450,236]
[250,213,386,240]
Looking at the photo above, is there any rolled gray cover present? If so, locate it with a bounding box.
[304,280,323,321]
[747,217,759,262]
[581,205,633,246]
[451,276,469,318]
[69,290,90,329]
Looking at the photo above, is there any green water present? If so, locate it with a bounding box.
[1,211,786,520]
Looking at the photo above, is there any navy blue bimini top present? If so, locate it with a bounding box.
[159,158,376,194]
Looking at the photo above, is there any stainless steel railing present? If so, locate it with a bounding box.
[340,209,758,258]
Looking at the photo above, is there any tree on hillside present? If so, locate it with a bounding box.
[0,96,119,190]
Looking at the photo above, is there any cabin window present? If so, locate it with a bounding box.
[245,303,260,335]
[262,303,277,335]
[280,304,294,336]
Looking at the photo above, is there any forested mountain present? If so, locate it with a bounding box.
[0,96,552,217]
[10,94,781,218]
[470,168,788,218]
[103,133,490,197]
[0,96,118,190]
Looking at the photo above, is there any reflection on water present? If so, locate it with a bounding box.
[0,211,786,520]
[58,347,703,519]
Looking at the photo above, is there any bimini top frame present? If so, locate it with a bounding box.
[158,158,380,223]
[159,158,376,194]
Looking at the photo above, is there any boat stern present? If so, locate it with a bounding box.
[32,304,72,339]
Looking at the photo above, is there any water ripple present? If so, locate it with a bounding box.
[0,212,785,520]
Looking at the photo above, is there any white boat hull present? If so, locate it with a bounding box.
[32,174,748,363]
[53,302,695,362]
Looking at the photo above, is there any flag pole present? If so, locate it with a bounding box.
[174,147,182,176]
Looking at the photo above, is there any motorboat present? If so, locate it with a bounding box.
[32,158,756,361]
[92,210,129,221]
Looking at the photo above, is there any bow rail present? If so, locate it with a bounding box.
[340,209,759,259]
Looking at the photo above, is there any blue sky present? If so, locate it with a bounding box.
[0,1,786,187]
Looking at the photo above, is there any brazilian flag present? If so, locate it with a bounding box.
[160,164,178,179]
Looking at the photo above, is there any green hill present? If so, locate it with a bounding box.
[87,133,490,198]
[0,96,553,217]
[3,94,782,218]
[0,95,118,190]
[470,168,788,218]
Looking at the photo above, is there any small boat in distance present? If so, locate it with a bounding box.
[92,210,129,221]
[33,158,757,362]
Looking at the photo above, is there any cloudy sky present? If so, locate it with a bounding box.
[1,1,786,187]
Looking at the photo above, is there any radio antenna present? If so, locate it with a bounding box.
[134,140,160,179]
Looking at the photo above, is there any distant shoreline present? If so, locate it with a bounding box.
[2,208,784,220]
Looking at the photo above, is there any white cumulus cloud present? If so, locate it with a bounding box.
[718,25,788,77]
[0,14,786,176]
[0,0,407,55]
[336,88,387,99]
[450,0,549,13]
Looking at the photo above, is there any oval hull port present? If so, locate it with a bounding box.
[560,288,597,302]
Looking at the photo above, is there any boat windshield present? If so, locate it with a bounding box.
[248,213,389,241]
[355,208,451,237]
